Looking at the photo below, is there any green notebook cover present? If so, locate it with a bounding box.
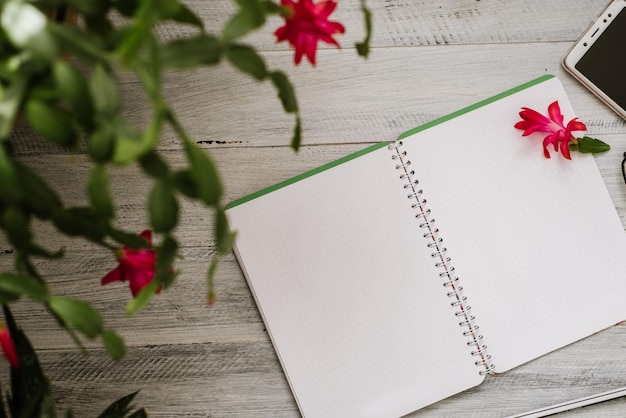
[226,74,555,209]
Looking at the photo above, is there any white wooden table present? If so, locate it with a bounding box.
[3,0,626,416]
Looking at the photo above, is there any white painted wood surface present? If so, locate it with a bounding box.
[3,0,626,416]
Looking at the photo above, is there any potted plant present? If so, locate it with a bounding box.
[0,0,371,415]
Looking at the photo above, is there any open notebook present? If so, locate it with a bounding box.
[225,75,626,418]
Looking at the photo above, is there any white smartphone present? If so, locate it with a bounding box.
[562,0,626,119]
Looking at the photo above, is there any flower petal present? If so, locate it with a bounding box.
[315,0,337,18]
[547,101,564,127]
[139,229,152,244]
[516,107,552,135]
[565,118,587,133]
[101,265,125,284]
[128,269,155,297]
[0,327,18,368]
[560,139,572,160]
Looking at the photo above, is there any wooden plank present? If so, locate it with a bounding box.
[9,43,625,156]
[8,325,626,417]
[180,0,608,48]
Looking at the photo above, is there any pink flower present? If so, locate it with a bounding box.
[274,0,345,66]
[514,101,587,160]
[0,325,19,368]
[101,230,162,298]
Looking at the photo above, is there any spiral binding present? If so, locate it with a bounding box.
[388,140,496,376]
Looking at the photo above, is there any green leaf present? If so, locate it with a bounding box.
[125,280,159,316]
[108,229,150,249]
[148,180,179,233]
[147,0,181,19]
[185,142,223,205]
[48,24,107,62]
[170,170,198,199]
[112,115,162,165]
[88,165,114,219]
[27,30,61,67]
[139,150,169,179]
[65,0,111,17]
[269,71,298,113]
[1,206,31,249]
[25,243,64,260]
[0,273,48,302]
[39,394,57,418]
[222,6,265,42]
[155,235,177,289]
[14,162,62,219]
[160,35,221,69]
[101,329,125,361]
[49,296,103,339]
[355,0,372,58]
[0,290,19,305]
[114,0,140,17]
[28,85,59,102]
[226,44,267,80]
[112,134,144,165]
[0,78,26,140]
[88,124,116,163]
[136,41,162,101]
[89,65,119,117]
[116,22,151,66]
[291,116,302,151]
[84,13,115,37]
[0,146,17,201]
[97,391,139,418]
[53,60,94,129]
[575,136,611,154]
[146,0,204,29]
[215,208,235,255]
[127,409,148,418]
[259,0,283,14]
[25,100,77,147]
[52,207,106,243]
[168,3,203,28]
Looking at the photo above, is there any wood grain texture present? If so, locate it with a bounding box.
[5,0,626,417]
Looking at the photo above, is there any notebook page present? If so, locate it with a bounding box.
[400,76,626,372]
[227,146,483,418]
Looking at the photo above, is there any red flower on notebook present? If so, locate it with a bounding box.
[514,101,609,159]
[275,0,345,66]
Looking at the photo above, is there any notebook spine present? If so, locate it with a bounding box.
[388,140,495,376]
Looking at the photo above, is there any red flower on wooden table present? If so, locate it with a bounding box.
[0,324,18,368]
[514,101,587,160]
[275,0,345,66]
[101,230,162,298]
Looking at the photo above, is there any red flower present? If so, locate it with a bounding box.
[274,0,345,66]
[101,230,161,297]
[0,325,19,368]
[514,101,587,160]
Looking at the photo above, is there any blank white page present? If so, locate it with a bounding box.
[400,76,626,372]
[227,145,483,418]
